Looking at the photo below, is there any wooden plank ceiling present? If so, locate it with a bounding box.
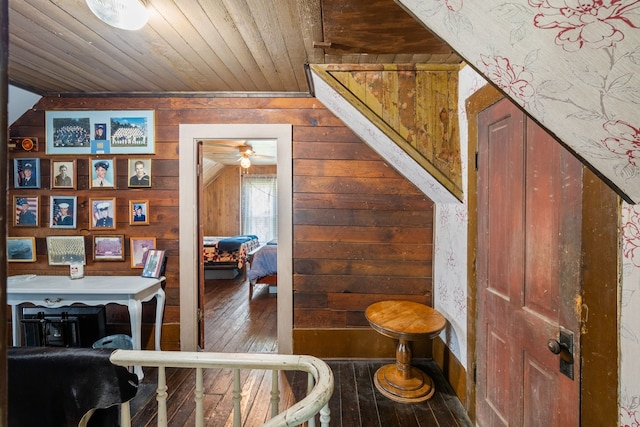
[7,0,462,95]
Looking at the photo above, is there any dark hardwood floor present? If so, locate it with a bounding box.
[129,274,473,426]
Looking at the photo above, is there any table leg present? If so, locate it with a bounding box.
[128,299,144,380]
[373,338,436,403]
[396,338,412,380]
[154,288,165,351]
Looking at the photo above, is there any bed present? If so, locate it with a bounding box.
[247,239,277,299]
[203,235,260,278]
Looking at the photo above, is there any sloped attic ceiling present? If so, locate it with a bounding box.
[398,0,640,203]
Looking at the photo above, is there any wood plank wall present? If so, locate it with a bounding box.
[8,97,182,349]
[8,96,435,356]
[203,165,276,236]
[203,166,241,236]
[292,124,434,357]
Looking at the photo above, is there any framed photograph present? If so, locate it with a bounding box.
[7,237,36,262]
[129,199,149,225]
[130,237,156,268]
[14,196,39,227]
[50,196,77,229]
[94,123,107,140]
[93,235,125,261]
[51,159,76,189]
[46,236,86,265]
[142,249,166,278]
[90,158,115,189]
[13,158,40,188]
[90,198,116,229]
[128,158,151,187]
[46,110,155,155]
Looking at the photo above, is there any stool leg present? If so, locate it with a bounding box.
[396,339,412,381]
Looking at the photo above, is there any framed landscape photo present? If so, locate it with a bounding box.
[14,196,39,227]
[7,237,36,262]
[51,159,76,189]
[128,158,151,187]
[90,158,115,189]
[13,158,40,188]
[46,110,155,155]
[129,199,149,225]
[142,249,166,278]
[93,235,125,261]
[90,198,116,230]
[46,235,86,265]
[50,196,77,229]
[130,237,155,268]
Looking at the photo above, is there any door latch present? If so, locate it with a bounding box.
[547,328,574,380]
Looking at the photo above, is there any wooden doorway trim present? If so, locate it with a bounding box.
[465,83,504,421]
[179,124,293,353]
[197,141,205,350]
[1,0,8,422]
[579,165,619,424]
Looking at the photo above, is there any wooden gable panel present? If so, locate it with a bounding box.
[317,64,463,198]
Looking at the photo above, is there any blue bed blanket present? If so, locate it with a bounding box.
[248,244,278,282]
[217,235,259,251]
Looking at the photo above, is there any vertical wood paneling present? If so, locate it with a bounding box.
[445,71,461,178]
[348,71,367,103]
[203,165,277,236]
[432,71,456,177]
[324,65,462,195]
[382,69,399,131]
[397,69,417,145]
[365,71,383,117]
[415,70,432,160]
[203,166,240,236]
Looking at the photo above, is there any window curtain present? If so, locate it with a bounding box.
[241,174,277,244]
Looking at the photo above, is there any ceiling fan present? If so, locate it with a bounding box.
[202,140,276,167]
[238,145,256,168]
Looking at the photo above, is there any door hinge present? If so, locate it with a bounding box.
[197,308,205,323]
[475,151,479,171]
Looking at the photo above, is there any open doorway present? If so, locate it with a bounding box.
[199,139,278,352]
[179,124,292,353]
[201,139,277,242]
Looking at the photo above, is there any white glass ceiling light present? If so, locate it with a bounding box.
[240,155,251,169]
[86,0,149,31]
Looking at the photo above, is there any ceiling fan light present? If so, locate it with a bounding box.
[240,156,251,169]
[239,145,254,156]
[86,0,149,31]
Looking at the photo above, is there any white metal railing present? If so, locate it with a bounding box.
[109,350,334,427]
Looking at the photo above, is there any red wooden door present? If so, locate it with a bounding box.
[476,98,581,426]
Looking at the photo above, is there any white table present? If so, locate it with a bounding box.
[7,274,165,379]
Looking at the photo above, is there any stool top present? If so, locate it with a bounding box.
[365,300,446,341]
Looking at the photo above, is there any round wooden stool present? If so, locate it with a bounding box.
[365,300,447,403]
